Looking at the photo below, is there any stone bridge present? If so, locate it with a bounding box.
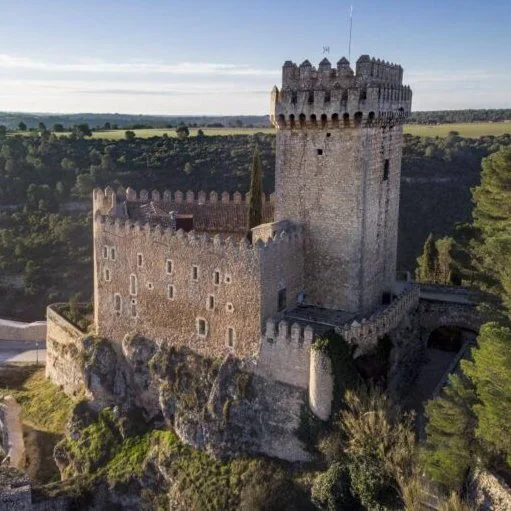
[418,284,486,342]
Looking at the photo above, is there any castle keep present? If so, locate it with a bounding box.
[47,55,419,460]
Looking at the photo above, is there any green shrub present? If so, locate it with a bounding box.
[311,462,356,510]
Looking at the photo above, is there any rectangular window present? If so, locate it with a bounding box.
[130,274,137,296]
[114,294,122,314]
[227,327,235,349]
[167,284,175,300]
[104,268,111,282]
[196,318,207,337]
[278,288,287,312]
[110,247,116,261]
[383,159,390,181]
[131,301,137,318]
[192,265,199,281]
[213,270,220,285]
[137,253,144,268]
[166,259,173,274]
[102,246,108,259]
[207,295,215,310]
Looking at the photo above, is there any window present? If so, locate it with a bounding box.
[114,294,122,315]
[278,288,287,311]
[227,327,235,349]
[213,270,220,285]
[207,295,215,310]
[110,247,116,261]
[137,253,144,268]
[147,282,153,290]
[224,274,232,284]
[102,246,108,259]
[166,259,173,275]
[131,301,137,318]
[317,149,323,155]
[104,268,111,282]
[192,265,199,281]
[129,274,138,296]
[383,159,390,181]
[167,284,175,300]
[196,318,208,337]
[226,302,234,313]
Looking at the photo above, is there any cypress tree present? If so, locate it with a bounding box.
[247,144,264,232]
[416,233,438,282]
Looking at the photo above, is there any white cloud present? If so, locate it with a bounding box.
[0,54,279,76]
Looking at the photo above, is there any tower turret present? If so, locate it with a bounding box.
[270,55,412,315]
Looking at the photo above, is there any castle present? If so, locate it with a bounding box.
[89,55,414,420]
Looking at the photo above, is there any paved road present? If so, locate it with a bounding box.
[0,340,46,364]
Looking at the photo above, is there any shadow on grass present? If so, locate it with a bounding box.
[0,364,40,390]
[23,424,63,484]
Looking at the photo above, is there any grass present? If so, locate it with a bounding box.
[9,122,511,140]
[0,365,75,483]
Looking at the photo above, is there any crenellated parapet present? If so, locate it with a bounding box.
[337,284,420,357]
[271,55,412,129]
[94,186,275,210]
[256,318,315,389]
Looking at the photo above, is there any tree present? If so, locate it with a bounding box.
[104,122,111,130]
[197,129,205,138]
[72,123,92,138]
[38,122,47,133]
[18,122,27,131]
[125,130,136,140]
[462,323,511,466]
[53,123,64,133]
[0,125,6,138]
[422,374,477,490]
[175,125,189,140]
[416,233,439,282]
[436,237,461,285]
[247,145,264,232]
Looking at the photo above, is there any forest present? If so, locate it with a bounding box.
[0,130,510,320]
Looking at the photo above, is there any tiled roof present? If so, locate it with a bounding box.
[127,200,275,234]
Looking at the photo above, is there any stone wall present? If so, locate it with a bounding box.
[0,397,25,469]
[94,212,304,361]
[337,283,420,357]
[308,348,333,420]
[45,306,86,396]
[256,320,314,389]
[0,319,46,342]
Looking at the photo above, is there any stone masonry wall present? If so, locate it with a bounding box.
[94,212,304,361]
[0,319,46,342]
[45,306,86,396]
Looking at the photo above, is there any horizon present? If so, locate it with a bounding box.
[1,0,510,115]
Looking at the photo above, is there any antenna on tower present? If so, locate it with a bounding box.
[348,3,354,63]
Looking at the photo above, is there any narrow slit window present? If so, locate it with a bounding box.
[166,259,173,274]
[130,274,138,296]
[130,300,137,318]
[214,270,220,285]
[110,247,116,261]
[114,294,122,314]
[104,268,111,282]
[102,246,108,259]
[192,265,199,281]
[227,327,235,349]
[137,253,144,268]
[207,295,215,310]
[167,284,175,300]
[383,159,390,181]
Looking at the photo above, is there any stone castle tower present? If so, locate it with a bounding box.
[271,56,412,315]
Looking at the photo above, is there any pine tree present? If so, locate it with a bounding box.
[462,323,511,466]
[247,144,264,232]
[415,233,438,282]
[422,374,477,490]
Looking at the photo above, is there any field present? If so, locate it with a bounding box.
[10,122,511,140]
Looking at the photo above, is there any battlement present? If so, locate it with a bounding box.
[337,283,420,357]
[256,318,315,389]
[271,55,412,129]
[93,186,275,214]
[94,211,302,256]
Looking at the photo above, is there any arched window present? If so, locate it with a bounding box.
[321,114,328,127]
[354,112,363,127]
[278,114,286,127]
[310,114,317,126]
[368,112,375,125]
[343,113,350,128]
[299,113,306,127]
[289,114,295,128]
[331,113,339,127]
[129,274,137,296]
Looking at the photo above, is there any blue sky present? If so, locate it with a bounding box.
[0,0,510,115]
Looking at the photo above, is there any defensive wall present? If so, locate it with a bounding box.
[45,305,86,396]
[271,55,412,129]
[93,209,304,361]
[0,319,46,342]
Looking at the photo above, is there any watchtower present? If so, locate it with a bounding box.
[270,55,412,315]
